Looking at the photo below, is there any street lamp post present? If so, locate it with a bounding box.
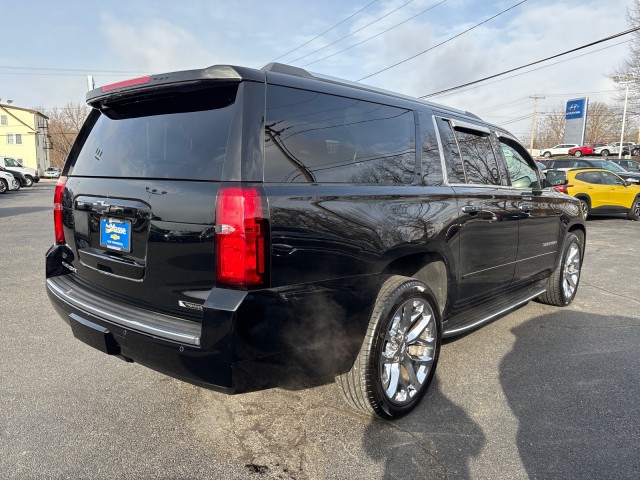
[614,74,636,159]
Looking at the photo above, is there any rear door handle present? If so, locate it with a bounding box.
[462,205,480,214]
[519,204,532,213]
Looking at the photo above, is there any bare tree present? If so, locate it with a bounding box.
[585,102,623,143]
[46,103,90,167]
[534,101,638,147]
[610,0,640,123]
[535,106,565,148]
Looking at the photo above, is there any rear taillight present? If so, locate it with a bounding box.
[215,186,269,288]
[54,177,67,244]
[554,184,573,194]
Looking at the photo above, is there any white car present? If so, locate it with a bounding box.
[0,157,39,186]
[540,144,580,158]
[0,170,20,194]
[44,167,61,178]
[593,142,632,157]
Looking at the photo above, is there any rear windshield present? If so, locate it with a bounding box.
[545,170,567,186]
[69,85,238,181]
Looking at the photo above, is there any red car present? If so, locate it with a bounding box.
[568,145,595,157]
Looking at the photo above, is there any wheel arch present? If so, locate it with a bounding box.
[574,193,591,206]
[567,224,586,253]
[382,252,449,317]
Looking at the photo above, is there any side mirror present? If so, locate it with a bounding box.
[541,178,552,189]
[623,180,632,187]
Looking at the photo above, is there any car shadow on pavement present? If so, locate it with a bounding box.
[499,311,640,479]
[362,378,486,479]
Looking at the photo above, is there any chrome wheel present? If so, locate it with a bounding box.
[0,179,7,194]
[562,243,581,300]
[379,297,436,405]
[24,176,33,187]
[579,199,589,220]
[634,200,640,218]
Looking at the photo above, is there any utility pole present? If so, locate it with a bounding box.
[529,95,545,152]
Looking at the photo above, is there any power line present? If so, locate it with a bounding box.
[430,39,632,100]
[269,0,378,63]
[422,27,640,98]
[356,0,527,81]
[290,0,415,64]
[302,0,448,68]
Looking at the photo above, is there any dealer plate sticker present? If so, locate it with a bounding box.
[100,217,131,252]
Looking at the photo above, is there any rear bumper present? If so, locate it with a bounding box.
[45,252,377,393]
[46,274,235,393]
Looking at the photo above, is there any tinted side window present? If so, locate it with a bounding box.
[498,138,541,189]
[600,171,625,185]
[434,117,465,183]
[576,172,602,184]
[574,160,592,168]
[264,86,415,184]
[454,129,501,185]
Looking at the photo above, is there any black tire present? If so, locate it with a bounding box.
[600,149,610,157]
[336,275,441,419]
[13,180,20,191]
[0,179,7,194]
[537,231,584,307]
[573,150,582,157]
[24,176,34,187]
[543,151,552,158]
[628,196,640,220]
[576,196,590,220]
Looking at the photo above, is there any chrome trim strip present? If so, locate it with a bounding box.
[463,251,555,278]
[450,119,491,135]
[78,260,144,283]
[443,287,547,336]
[47,276,201,346]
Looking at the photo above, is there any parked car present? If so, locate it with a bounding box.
[44,167,62,178]
[0,157,39,186]
[568,145,595,157]
[629,144,640,156]
[542,158,640,183]
[45,62,586,420]
[540,144,580,158]
[594,142,631,157]
[610,158,640,172]
[544,168,640,220]
[0,170,20,193]
[0,166,27,188]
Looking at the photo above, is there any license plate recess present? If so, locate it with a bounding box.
[100,217,131,253]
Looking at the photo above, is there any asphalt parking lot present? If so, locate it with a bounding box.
[1,181,639,480]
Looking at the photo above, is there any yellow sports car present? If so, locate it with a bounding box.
[545,168,640,220]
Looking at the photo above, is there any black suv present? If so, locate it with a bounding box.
[46,63,585,419]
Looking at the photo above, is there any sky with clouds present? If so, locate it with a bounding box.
[0,0,634,140]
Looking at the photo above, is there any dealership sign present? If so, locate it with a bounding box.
[565,99,587,119]
[564,97,588,145]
